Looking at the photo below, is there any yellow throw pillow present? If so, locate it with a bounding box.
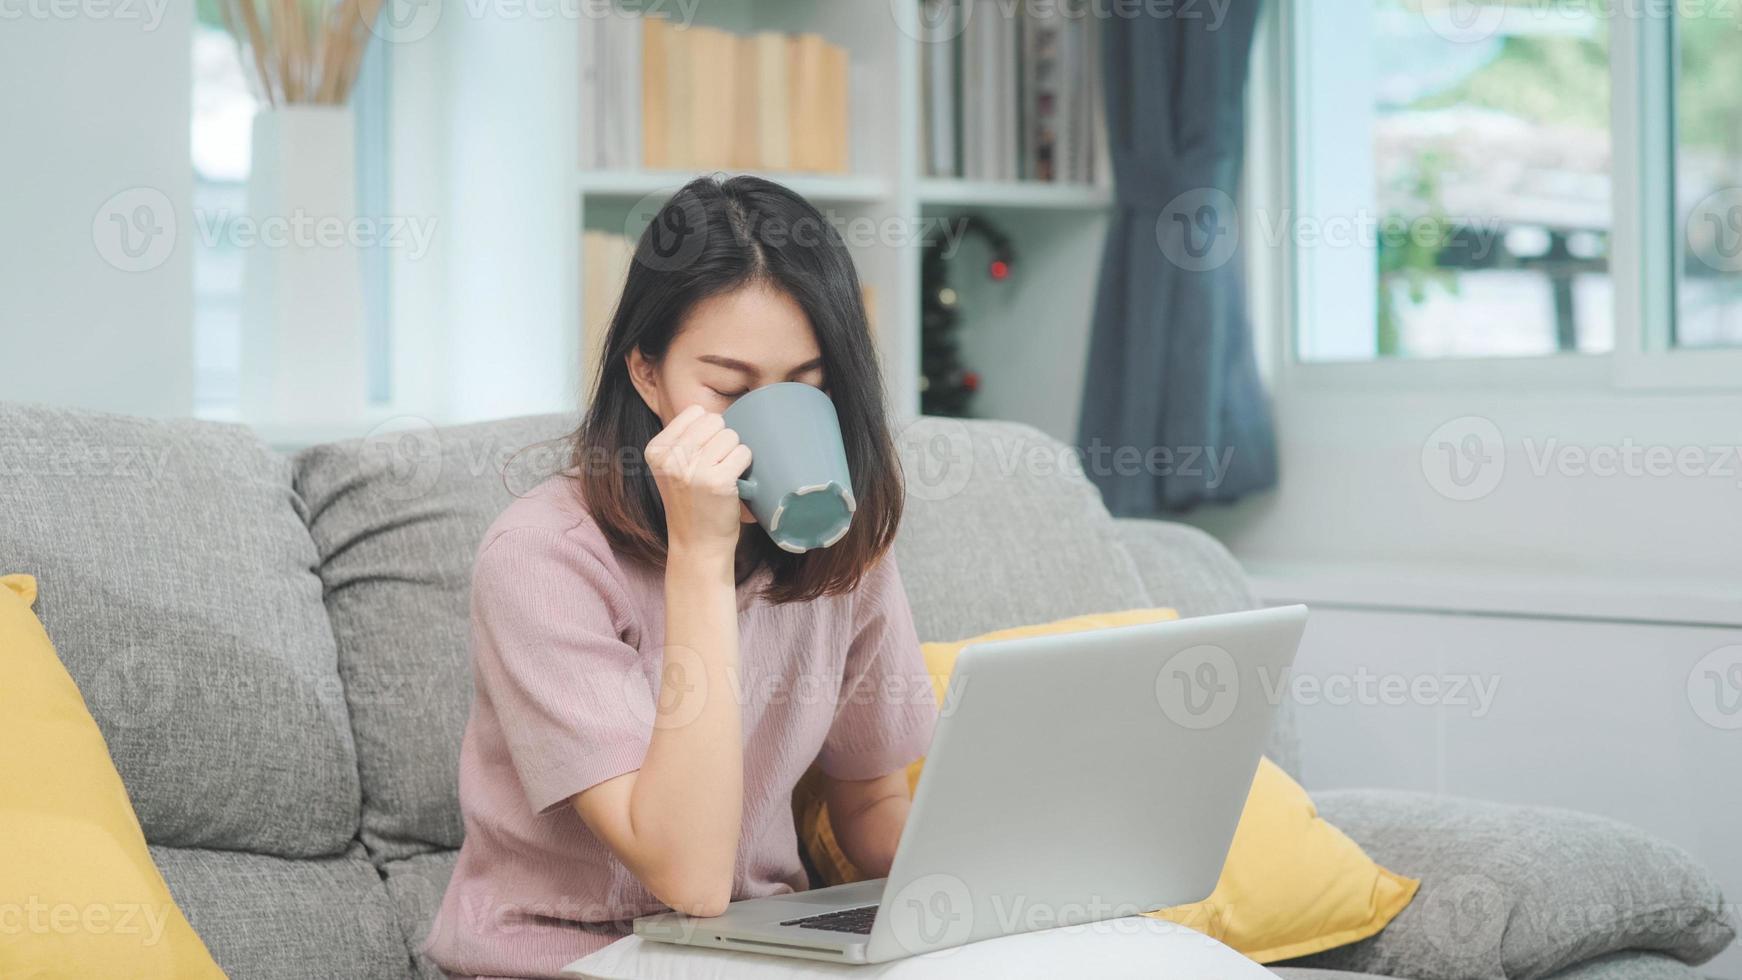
[0,574,225,979]
[1144,755,1419,961]
[793,608,1419,964]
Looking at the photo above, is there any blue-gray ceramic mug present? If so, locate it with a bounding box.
[722,382,856,553]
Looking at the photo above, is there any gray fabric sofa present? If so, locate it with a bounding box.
[2,402,1732,980]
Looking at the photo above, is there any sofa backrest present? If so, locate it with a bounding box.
[0,402,1289,874]
[886,417,1154,640]
[0,402,362,860]
[293,414,1245,862]
[294,414,576,861]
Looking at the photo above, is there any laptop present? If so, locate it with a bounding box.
[631,604,1308,964]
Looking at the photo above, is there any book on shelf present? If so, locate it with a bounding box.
[586,15,851,174]
[919,0,959,178]
[637,15,670,171]
[923,0,1106,185]
[751,31,792,169]
[584,13,644,169]
[581,230,636,394]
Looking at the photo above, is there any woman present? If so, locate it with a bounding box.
[427,175,938,979]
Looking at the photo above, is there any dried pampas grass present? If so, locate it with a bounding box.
[219,0,387,106]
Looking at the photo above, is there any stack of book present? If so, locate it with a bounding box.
[585,16,852,173]
[921,0,1107,183]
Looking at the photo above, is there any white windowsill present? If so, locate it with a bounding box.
[1246,559,1742,629]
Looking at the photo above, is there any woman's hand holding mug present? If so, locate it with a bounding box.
[644,405,753,564]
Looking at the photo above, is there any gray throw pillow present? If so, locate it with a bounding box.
[1280,790,1735,980]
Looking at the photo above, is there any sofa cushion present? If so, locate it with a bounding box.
[1284,790,1736,980]
[888,417,1151,641]
[0,402,360,858]
[155,844,409,980]
[294,415,576,862]
[381,850,458,980]
[1272,957,1710,980]
[1274,953,1709,980]
[1536,951,1713,980]
[1110,517,1262,619]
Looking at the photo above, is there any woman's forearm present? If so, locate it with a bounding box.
[571,548,745,915]
[631,549,745,909]
[825,771,912,878]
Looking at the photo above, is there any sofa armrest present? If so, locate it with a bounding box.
[1111,517,1259,618]
[1282,790,1736,980]
[1112,517,1304,778]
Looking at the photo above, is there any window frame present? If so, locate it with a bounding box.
[1255,0,1742,395]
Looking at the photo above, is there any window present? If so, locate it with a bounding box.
[190,17,251,416]
[1675,2,1742,349]
[1283,0,1742,376]
[190,8,393,419]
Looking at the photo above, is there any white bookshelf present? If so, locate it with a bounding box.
[916,177,1113,210]
[560,2,1115,440]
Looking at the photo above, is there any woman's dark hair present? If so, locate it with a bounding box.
[567,174,904,604]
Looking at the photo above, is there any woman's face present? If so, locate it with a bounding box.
[627,282,828,523]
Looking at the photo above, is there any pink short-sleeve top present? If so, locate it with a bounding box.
[425,476,937,979]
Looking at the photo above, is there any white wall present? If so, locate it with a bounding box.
[1189,384,1742,589]
[0,6,194,417]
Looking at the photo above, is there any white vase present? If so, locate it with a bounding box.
[240,107,369,428]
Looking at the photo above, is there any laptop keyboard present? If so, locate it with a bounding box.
[778,904,879,934]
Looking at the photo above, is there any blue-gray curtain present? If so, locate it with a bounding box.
[1076,2,1277,515]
